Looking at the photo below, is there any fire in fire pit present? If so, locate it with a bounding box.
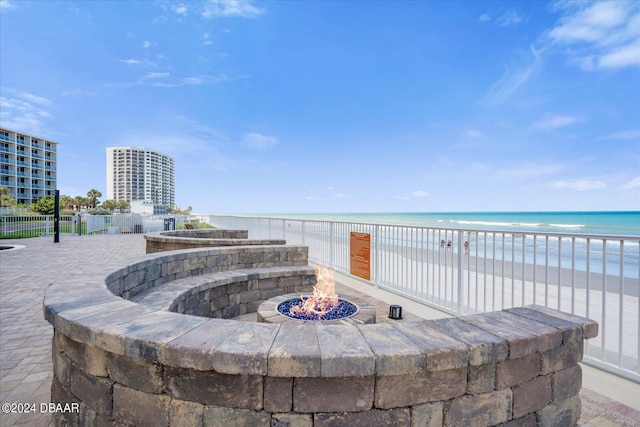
[277,266,358,321]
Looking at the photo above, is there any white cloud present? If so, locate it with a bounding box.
[143,72,170,79]
[111,118,233,171]
[203,33,214,46]
[181,77,203,85]
[478,13,490,23]
[145,74,229,88]
[603,129,640,140]
[173,4,188,15]
[547,1,640,70]
[60,88,98,97]
[620,176,640,190]
[17,91,53,107]
[533,114,584,130]
[119,58,156,67]
[243,132,278,149]
[202,0,263,19]
[493,163,563,180]
[599,38,640,68]
[395,190,429,200]
[551,180,606,191]
[0,91,55,136]
[142,41,156,49]
[305,186,347,201]
[465,129,484,138]
[497,10,524,27]
[481,45,542,106]
[0,0,16,12]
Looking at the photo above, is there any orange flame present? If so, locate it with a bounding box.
[290,266,338,319]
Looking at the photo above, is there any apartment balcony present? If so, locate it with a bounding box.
[32,152,44,159]
[0,146,14,154]
[0,133,16,142]
[1,158,14,165]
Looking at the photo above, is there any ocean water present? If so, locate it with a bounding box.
[267,211,640,236]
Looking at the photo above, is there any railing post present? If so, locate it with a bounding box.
[302,221,306,245]
[329,222,335,269]
[45,216,50,236]
[54,190,60,242]
[373,224,379,285]
[457,230,464,315]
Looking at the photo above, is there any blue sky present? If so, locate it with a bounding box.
[1,0,639,214]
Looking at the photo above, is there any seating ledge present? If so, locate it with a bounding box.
[134,265,316,311]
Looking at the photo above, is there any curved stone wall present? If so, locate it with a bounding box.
[144,229,286,253]
[44,241,598,427]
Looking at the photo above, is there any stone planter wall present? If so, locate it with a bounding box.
[144,229,286,254]
[44,241,598,427]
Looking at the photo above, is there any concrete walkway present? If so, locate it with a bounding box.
[0,234,638,426]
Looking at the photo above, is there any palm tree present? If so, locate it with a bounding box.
[60,195,74,210]
[1,187,16,208]
[74,196,89,212]
[117,200,130,211]
[86,189,102,209]
[101,199,118,211]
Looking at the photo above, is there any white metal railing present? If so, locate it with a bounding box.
[0,214,194,237]
[205,214,640,383]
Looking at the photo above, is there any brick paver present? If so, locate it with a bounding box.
[0,233,638,426]
[0,234,145,426]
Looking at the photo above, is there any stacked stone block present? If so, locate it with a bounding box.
[144,229,288,253]
[44,234,598,427]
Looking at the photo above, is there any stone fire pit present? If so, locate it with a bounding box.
[257,293,376,325]
[44,232,598,426]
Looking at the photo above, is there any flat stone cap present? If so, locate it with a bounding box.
[43,246,599,378]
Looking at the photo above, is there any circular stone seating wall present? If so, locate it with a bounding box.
[144,229,287,254]
[44,237,598,427]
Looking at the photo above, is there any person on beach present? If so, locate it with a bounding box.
[464,241,469,254]
[441,239,445,249]
[447,240,452,252]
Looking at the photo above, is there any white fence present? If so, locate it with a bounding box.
[0,214,193,237]
[205,214,640,383]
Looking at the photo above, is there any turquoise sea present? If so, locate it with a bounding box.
[262,211,640,237]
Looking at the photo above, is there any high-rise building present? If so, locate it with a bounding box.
[106,147,175,211]
[0,127,58,205]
